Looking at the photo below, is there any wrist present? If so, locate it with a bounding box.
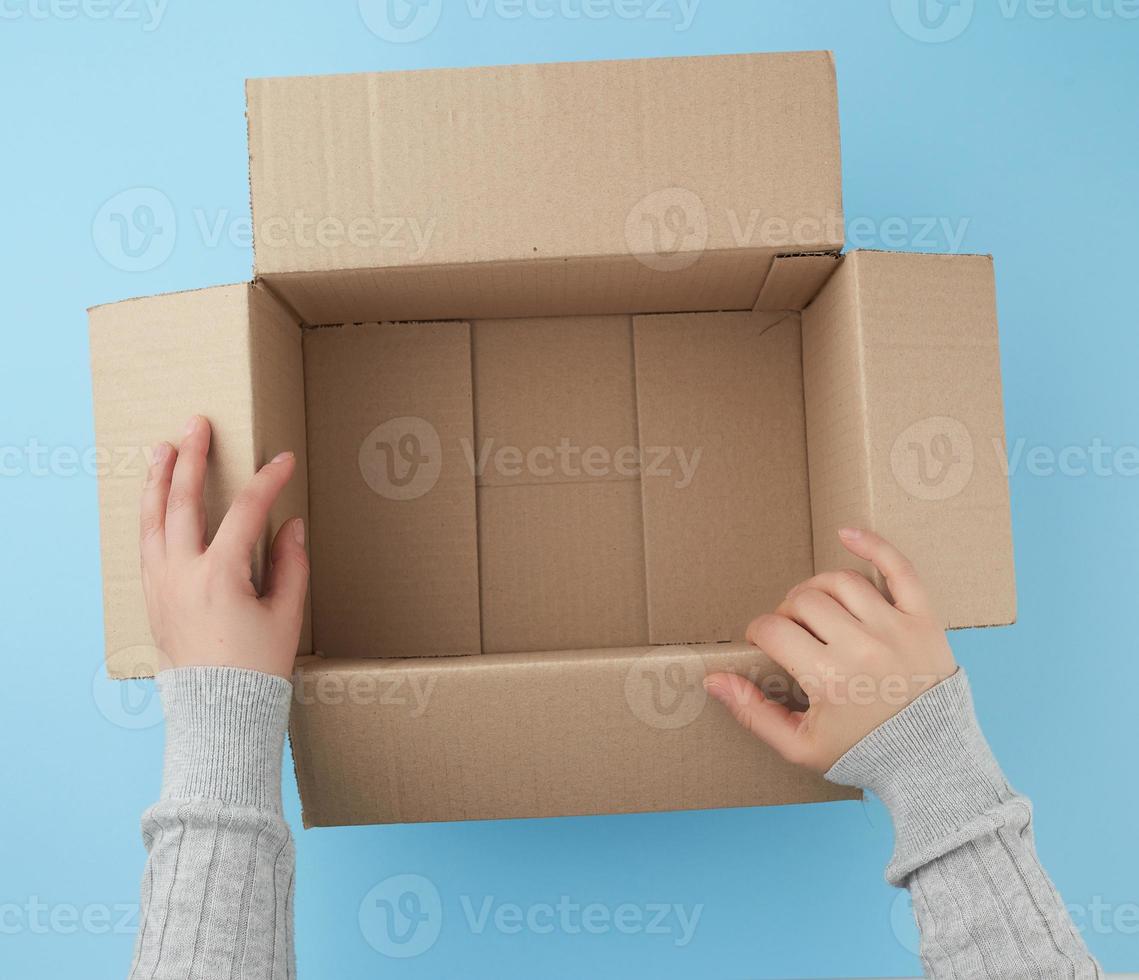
[158,666,293,813]
[825,669,1016,881]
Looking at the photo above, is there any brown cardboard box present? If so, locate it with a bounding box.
[89,52,1015,827]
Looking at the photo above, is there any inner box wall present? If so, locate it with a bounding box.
[302,311,815,659]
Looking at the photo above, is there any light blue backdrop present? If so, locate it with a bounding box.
[1,1,1136,976]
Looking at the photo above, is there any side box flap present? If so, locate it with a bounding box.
[289,647,856,827]
[89,283,309,678]
[801,251,1016,628]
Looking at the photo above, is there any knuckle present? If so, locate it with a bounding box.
[837,568,865,586]
[894,557,917,579]
[165,487,194,515]
[139,514,163,542]
[747,613,779,643]
[232,486,266,514]
[202,554,241,589]
[790,588,822,612]
[286,552,311,577]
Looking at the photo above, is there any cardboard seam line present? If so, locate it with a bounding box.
[252,277,306,329]
[469,318,486,658]
[475,477,642,490]
[624,313,651,650]
[630,309,798,648]
[629,311,656,646]
[295,641,756,676]
[294,293,317,659]
[794,312,818,580]
[255,243,819,286]
[850,258,880,593]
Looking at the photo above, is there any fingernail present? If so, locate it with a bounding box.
[145,443,169,487]
[292,518,305,545]
[703,678,727,702]
[838,527,862,540]
[271,450,294,464]
[183,415,200,437]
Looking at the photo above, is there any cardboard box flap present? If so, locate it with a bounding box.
[89,283,309,678]
[255,252,774,327]
[246,51,843,323]
[801,250,1016,628]
[289,646,856,827]
[754,252,842,311]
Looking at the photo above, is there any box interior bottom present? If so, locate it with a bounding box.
[301,308,817,661]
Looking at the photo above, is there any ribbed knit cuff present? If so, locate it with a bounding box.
[157,666,293,814]
[825,669,1016,883]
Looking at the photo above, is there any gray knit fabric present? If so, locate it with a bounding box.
[129,667,295,979]
[132,665,1101,979]
[827,669,1101,978]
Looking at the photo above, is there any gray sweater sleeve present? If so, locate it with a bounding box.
[129,666,295,980]
[826,669,1101,979]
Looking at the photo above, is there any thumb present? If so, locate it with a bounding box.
[704,672,807,765]
[264,518,309,619]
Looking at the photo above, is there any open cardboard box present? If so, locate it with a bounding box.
[89,51,1015,827]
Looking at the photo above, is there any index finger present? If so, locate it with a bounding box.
[837,527,931,617]
[210,451,296,564]
[745,613,826,695]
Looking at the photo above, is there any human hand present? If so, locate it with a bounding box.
[139,415,309,680]
[704,528,956,772]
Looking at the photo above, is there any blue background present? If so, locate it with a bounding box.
[1,1,1136,976]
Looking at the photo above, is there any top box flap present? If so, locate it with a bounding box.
[246,51,843,287]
